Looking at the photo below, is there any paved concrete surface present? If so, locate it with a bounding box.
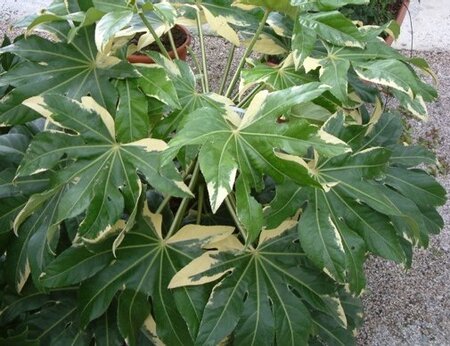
[393,0,450,50]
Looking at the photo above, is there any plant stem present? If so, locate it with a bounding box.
[138,11,171,59]
[235,83,264,107]
[224,196,247,242]
[218,45,236,95]
[155,160,196,214]
[187,45,207,93]
[167,29,180,59]
[224,8,271,98]
[167,161,201,237]
[196,183,205,224]
[196,6,210,92]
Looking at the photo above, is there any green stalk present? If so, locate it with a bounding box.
[138,11,171,59]
[235,83,264,107]
[224,8,271,98]
[167,161,201,237]
[196,6,210,92]
[167,29,180,60]
[196,183,205,224]
[155,160,196,214]
[187,45,207,93]
[224,196,247,242]
[218,45,236,95]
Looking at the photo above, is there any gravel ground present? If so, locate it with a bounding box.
[1,7,449,344]
[190,40,450,345]
[356,51,450,345]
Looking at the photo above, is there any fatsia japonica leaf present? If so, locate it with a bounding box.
[234,0,296,15]
[93,0,131,12]
[115,63,180,142]
[170,222,350,346]
[1,292,80,345]
[95,10,134,53]
[292,18,317,69]
[291,0,369,11]
[240,57,314,93]
[75,205,234,345]
[298,11,365,48]
[239,56,341,114]
[18,94,191,242]
[0,24,137,125]
[149,53,233,139]
[264,180,307,229]
[294,111,445,291]
[353,59,437,119]
[165,83,349,239]
[115,79,150,143]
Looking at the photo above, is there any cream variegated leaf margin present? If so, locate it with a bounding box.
[18,94,191,242]
[201,6,240,46]
[165,84,349,218]
[169,220,348,345]
[244,32,287,55]
[169,220,295,289]
[95,10,134,53]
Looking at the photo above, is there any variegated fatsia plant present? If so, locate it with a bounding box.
[0,0,446,344]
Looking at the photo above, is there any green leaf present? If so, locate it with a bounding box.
[93,0,131,12]
[5,189,61,293]
[92,306,123,346]
[149,54,232,139]
[77,205,234,345]
[0,289,48,326]
[135,64,180,109]
[292,19,316,69]
[235,175,264,242]
[319,52,351,103]
[385,167,446,208]
[19,94,191,242]
[389,145,437,167]
[166,84,349,217]
[116,79,149,142]
[170,223,348,346]
[0,133,30,165]
[0,25,137,122]
[264,181,307,229]
[298,11,365,48]
[353,59,437,119]
[241,59,314,93]
[117,290,151,346]
[299,189,347,282]
[41,241,114,288]
[292,0,368,10]
[95,10,134,52]
[235,0,295,14]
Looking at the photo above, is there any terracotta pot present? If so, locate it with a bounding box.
[385,0,411,46]
[127,25,191,64]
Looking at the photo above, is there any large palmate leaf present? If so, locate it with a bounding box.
[240,56,340,116]
[353,59,437,119]
[298,11,365,48]
[17,94,191,242]
[0,24,137,125]
[170,222,353,346]
[149,54,233,139]
[165,84,349,239]
[0,288,82,345]
[234,0,295,14]
[295,112,446,293]
[43,204,235,345]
